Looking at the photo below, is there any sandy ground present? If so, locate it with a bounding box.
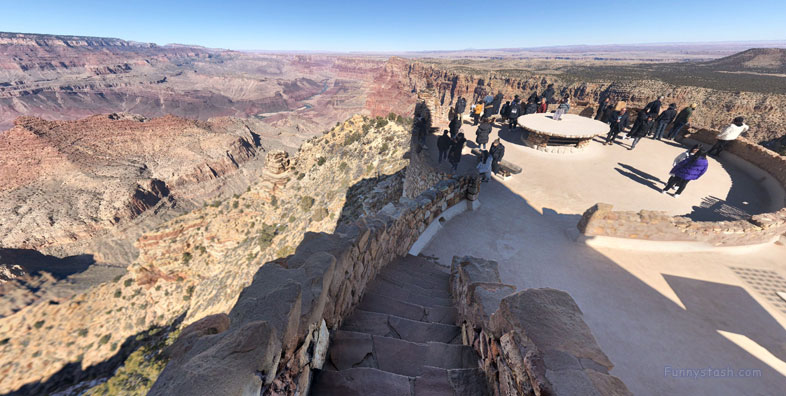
[422,118,786,395]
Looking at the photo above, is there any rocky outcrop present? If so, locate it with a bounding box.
[450,256,631,396]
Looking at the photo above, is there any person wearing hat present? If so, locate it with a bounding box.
[644,96,664,116]
[708,116,749,156]
[666,103,697,140]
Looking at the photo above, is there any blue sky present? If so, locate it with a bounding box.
[1,0,785,51]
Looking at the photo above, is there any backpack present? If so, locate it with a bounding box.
[509,104,520,117]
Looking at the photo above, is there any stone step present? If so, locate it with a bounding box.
[369,276,449,299]
[357,292,457,325]
[328,331,478,377]
[388,255,450,280]
[341,310,461,344]
[311,367,412,396]
[378,265,450,293]
[365,280,453,307]
[310,366,489,396]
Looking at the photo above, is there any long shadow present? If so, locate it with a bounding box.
[497,124,528,147]
[0,249,95,280]
[614,165,664,193]
[420,176,786,395]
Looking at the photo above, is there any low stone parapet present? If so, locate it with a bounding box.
[450,256,631,396]
[148,175,477,396]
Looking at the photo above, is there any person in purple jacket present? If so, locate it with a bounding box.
[662,150,709,197]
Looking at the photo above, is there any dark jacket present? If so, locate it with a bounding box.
[527,92,539,104]
[674,107,694,124]
[508,102,521,119]
[437,134,452,151]
[525,102,538,115]
[656,107,677,124]
[490,143,505,162]
[500,103,510,118]
[602,106,616,122]
[595,100,611,119]
[449,137,466,163]
[455,98,466,114]
[671,156,708,180]
[476,122,492,145]
[542,86,555,103]
[644,99,662,115]
[449,117,461,137]
[610,111,629,132]
[629,115,655,137]
[492,93,504,113]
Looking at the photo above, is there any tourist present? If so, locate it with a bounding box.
[644,96,664,116]
[500,101,511,119]
[708,116,749,156]
[525,98,538,115]
[628,113,655,150]
[664,144,701,195]
[455,96,467,121]
[492,92,504,114]
[476,150,492,182]
[662,150,709,197]
[472,101,484,125]
[508,100,521,129]
[527,91,539,104]
[653,103,677,140]
[490,138,505,175]
[553,96,570,120]
[595,97,611,120]
[414,116,428,149]
[537,97,548,113]
[604,108,629,145]
[666,103,697,140]
[448,132,466,171]
[542,83,556,104]
[449,114,461,139]
[601,102,616,123]
[437,130,452,163]
[476,118,492,150]
[483,99,495,119]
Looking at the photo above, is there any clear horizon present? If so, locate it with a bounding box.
[2,0,786,52]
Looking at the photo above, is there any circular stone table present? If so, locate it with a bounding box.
[518,113,610,153]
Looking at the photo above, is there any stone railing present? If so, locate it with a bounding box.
[148,175,477,396]
[450,256,631,395]
[578,129,786,247]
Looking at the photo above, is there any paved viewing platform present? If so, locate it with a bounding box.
[423,117,786,395]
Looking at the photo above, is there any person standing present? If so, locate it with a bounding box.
[604,108,629,145]
[537,97,548,113]
[448,132,466,171]
[542,83,556,104]
[449,114,461,139]
[476,118,492,150]
[472,101,484,125]
[644,96,664,116]
[437,130,452,163]
[489,138,505,175]
[595,97,611,120]
[653,103,677,140]
[492,92,504,114]
[553,96,570,120]
[508,99,521,129]
[628,113,655,150]
[455,96,467,122]
[663,150,709,197]
[527,91,539,105]
[476,150,493,182]
[665,144,701,188]
[500,101,511,119]
[666,103,697,140]
[708,116,749,156]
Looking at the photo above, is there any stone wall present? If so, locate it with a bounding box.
[577,128,786,246]
[450,256,631,396]
[148,175,477,396]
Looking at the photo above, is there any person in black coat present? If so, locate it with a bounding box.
[595,97,611,120]
[628,113,655,150]
[449,115,461,139]
[527,91,539,105]
[437,130,452,163]
[653,103,677,140]
[492,92,504,114]
[508,100,521,129]
[643,96,664,116]
[604,108,629,145]
[500,101,511,118]
[525,101,537,115]
[489,138,505,175]
[602,103,616,123]
[476,118,492,150]
[542,84,556,104]
[448,133,466,171]
[454,97,467,121]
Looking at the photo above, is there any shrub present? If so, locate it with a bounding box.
[317,157,326,166]
[299,196,315,211]
[77,328,88,337]
[209,200,221,208]
[114,290,122,298]
[375,118,388,129]
[289,216,296,223]
[297,172,306,180]
[339,162,348,172]
[312,207,329,222]
[33,320,45,329]
[380,142,390,154]
[257,223,279,250]
[123,279,133,287]
[182,252,192,264]
[271,196,278,208]
[344,132,362,146]
[184,285,195,301]
[277,245,295,257]
[99,334,112,346]
[232,200,239,209]
[387,112,397,120]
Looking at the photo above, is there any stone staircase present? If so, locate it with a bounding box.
[310,255,488,396]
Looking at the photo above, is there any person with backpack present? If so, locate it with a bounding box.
[472,101,484,125]
[666,103,697,140]
[708,116,749,156]
[437,130,452,164]
[454,96,467,121]
[476,150,493,182]
[500,101,511,119]
[653,103,677,140]
[449,114,461,139]
[604,108,629,145]
[627,113,655,150]
[508,99,521,129]
[662,149,709,197]
[448,132,466,171]
[476,118,492,149]
[489,138,505,175]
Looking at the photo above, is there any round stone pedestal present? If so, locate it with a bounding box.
[518,113,609,153]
